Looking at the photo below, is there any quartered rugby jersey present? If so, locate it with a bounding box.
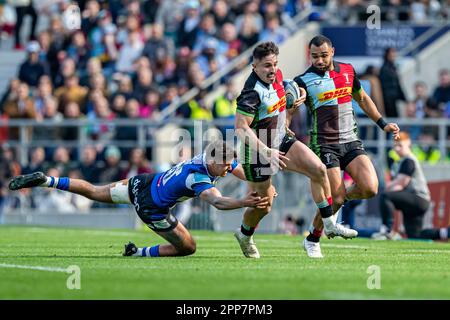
[150,154,238,208]
[236,69,287,149]
[294,61,362,145]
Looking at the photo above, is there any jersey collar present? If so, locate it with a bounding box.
[252,70,271,88]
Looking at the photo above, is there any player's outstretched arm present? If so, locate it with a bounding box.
[353,88,400,140]
[199,187,269,210]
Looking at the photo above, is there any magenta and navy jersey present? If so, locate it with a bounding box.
[294,61,362,146]
[150,154,238,208]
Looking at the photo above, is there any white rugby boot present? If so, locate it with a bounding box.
[234,229,260,258]
[303,238,324,258]
[323,217,358,239]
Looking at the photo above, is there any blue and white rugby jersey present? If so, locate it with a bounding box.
[150,153,238,208]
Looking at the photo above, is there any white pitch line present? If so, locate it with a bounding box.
[0,263,68,273]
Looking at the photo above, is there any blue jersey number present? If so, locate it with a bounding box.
[162,161,185,185]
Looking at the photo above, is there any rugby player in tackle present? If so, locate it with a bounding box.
[8,141,269,258]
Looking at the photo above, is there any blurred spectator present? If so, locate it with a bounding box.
[219,23,242,61]
[86,96,115,141]
[34,75,54,117]
[235,1,264,35]
[110,93,127,117]
[142,0,161,24]
[173,46,192,85]
[211,0,234,27]
[22,147,46,175]
[51,146,74,176]
[0,145,21,216]
[113,73,134,100]
[81,0,101,37]
[433,69,450,113]
[193,13,218,55]
[0,79,21,112]
[195,37,227,77]
[212,79,237,137]
[360,65,385,115]
[379,47,406,118]
[88,72,110,99]
[155,0,184,40]
[54,57,77,89]
[18,41,50,88]
[66,30,90,71]
[140,89,160,118]
[115,31,144,74]
[37,30,51,62]
[151,45,177,85]
[279,214,304,235]
[80,57,103,87]
[178,90,210,121]
[79,145,103,183]
[98,145,122,183]
[46,15,69,81]
[142,23,175,64]
[176,0,201,48]
[238,14,260,50]
[2,82,37,139]
[403,101,422,141]
[259,14,289,44]
[159,84,180,112]
[413,81,440,139]
[132,66,154,103]
[187,61,206,87]
[114,98,139,156]
[120,147,153,179]
[33,96,63,141]
[10,0,38,50]
[54,73,88,113]
[61,101,83,141]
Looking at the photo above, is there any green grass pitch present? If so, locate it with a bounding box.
[1,225,450,299]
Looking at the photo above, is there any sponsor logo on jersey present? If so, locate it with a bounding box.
[317,87,352,103]
[151,219,171,230]
[266,96,286,114]
[343,73,351,85]
[131,178,141,211]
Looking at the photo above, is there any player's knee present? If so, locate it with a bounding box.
[362,184,378,199]
[178,240,196,256]
[311,162,327,182]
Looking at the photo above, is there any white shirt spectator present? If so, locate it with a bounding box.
[115,32,144,74]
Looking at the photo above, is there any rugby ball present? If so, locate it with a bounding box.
[283,79,301,109]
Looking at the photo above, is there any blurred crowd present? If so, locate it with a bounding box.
[0,0,450,215]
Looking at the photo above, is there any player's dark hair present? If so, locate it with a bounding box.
[309,35,332,48]
[205,141,237,164]
[253,41,279,60]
